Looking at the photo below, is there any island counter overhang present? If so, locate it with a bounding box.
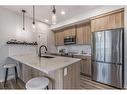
[9,54,81,89]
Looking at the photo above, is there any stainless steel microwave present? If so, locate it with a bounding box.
[64,36,76,45]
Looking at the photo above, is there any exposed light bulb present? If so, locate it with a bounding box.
[52,14,56,25]
[32,23,36,32]
[61,11,65,15]
[32,24,36,29]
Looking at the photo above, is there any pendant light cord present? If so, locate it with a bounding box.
[22,10,26,30]
[33,5,35,24]
[52,5,56,14]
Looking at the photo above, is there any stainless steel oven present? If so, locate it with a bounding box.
[64,36,76,45]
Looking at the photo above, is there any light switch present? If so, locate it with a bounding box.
[64,68,67,76]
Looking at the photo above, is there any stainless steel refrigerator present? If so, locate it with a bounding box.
[91,28,124,88]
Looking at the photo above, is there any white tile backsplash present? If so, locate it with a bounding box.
[57,45,91,54]
[8,45,38,56]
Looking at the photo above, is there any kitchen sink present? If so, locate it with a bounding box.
[41,55,55,58]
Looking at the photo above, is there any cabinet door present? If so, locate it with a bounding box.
[115,12,124,28]
[108,12,124,29]
[76,23,91,45]
[80,57,91,76]
[63,29,70,37]
[63,62,80,89]
[76,24,84,44]
[91,18,101,32]
[59,31,64,45]
[64,26,76,37]
[91,19,96,32]
[69,26,76,36]
[91,16,108,32]
[55,31,64,46]
[83,24,91,45]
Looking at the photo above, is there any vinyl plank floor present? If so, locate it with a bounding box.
[80,74,116,89]
[0,78,25,89]
[0,75,116,89]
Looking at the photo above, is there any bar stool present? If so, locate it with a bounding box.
[25,77,49,90]
[3,63,18,87]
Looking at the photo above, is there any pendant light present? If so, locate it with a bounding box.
[22,10,26,32]
[52,5,56,25]
[32,5,36,29]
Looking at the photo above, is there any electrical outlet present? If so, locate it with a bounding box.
[64,68,67,76]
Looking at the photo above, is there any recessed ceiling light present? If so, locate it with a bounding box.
[44,19,49,23]
[61,11,65,15]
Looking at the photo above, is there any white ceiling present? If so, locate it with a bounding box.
[2,5,100,25]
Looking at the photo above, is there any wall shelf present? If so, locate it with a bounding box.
[6,41,38,45]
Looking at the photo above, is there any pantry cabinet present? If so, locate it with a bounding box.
[91,10,124,32]
[76,23,91,45]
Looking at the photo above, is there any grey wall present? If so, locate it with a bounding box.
[0,7,36,81]
[0,7,54,81]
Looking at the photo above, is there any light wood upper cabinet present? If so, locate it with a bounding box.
[83,23,91,45]
[54,24,91,46]
[76,23,91,45]
[54,26,76,46]
[55,30,64,46]
[108,11,124,29]
[63,26,76,37]
[76,24,84,44]
[91,15,109,32]
[91,10,124,32]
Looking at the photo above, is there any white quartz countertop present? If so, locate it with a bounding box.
[9,54,81,74]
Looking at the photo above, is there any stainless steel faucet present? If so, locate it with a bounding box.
[39,45,48,57]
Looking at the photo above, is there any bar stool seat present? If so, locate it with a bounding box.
[25,77,49,90]
[3,63,18,87]
[3,63,17,68]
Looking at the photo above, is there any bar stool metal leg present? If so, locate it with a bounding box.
[14,66,18,83]
[4,68,8,87]
[46,86,49,89]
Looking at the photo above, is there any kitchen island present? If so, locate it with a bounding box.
[9,54,81,89]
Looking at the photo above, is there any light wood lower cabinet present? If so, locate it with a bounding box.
[63,61,80,89]
[19,61,80,89]
[80,57,91,77]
